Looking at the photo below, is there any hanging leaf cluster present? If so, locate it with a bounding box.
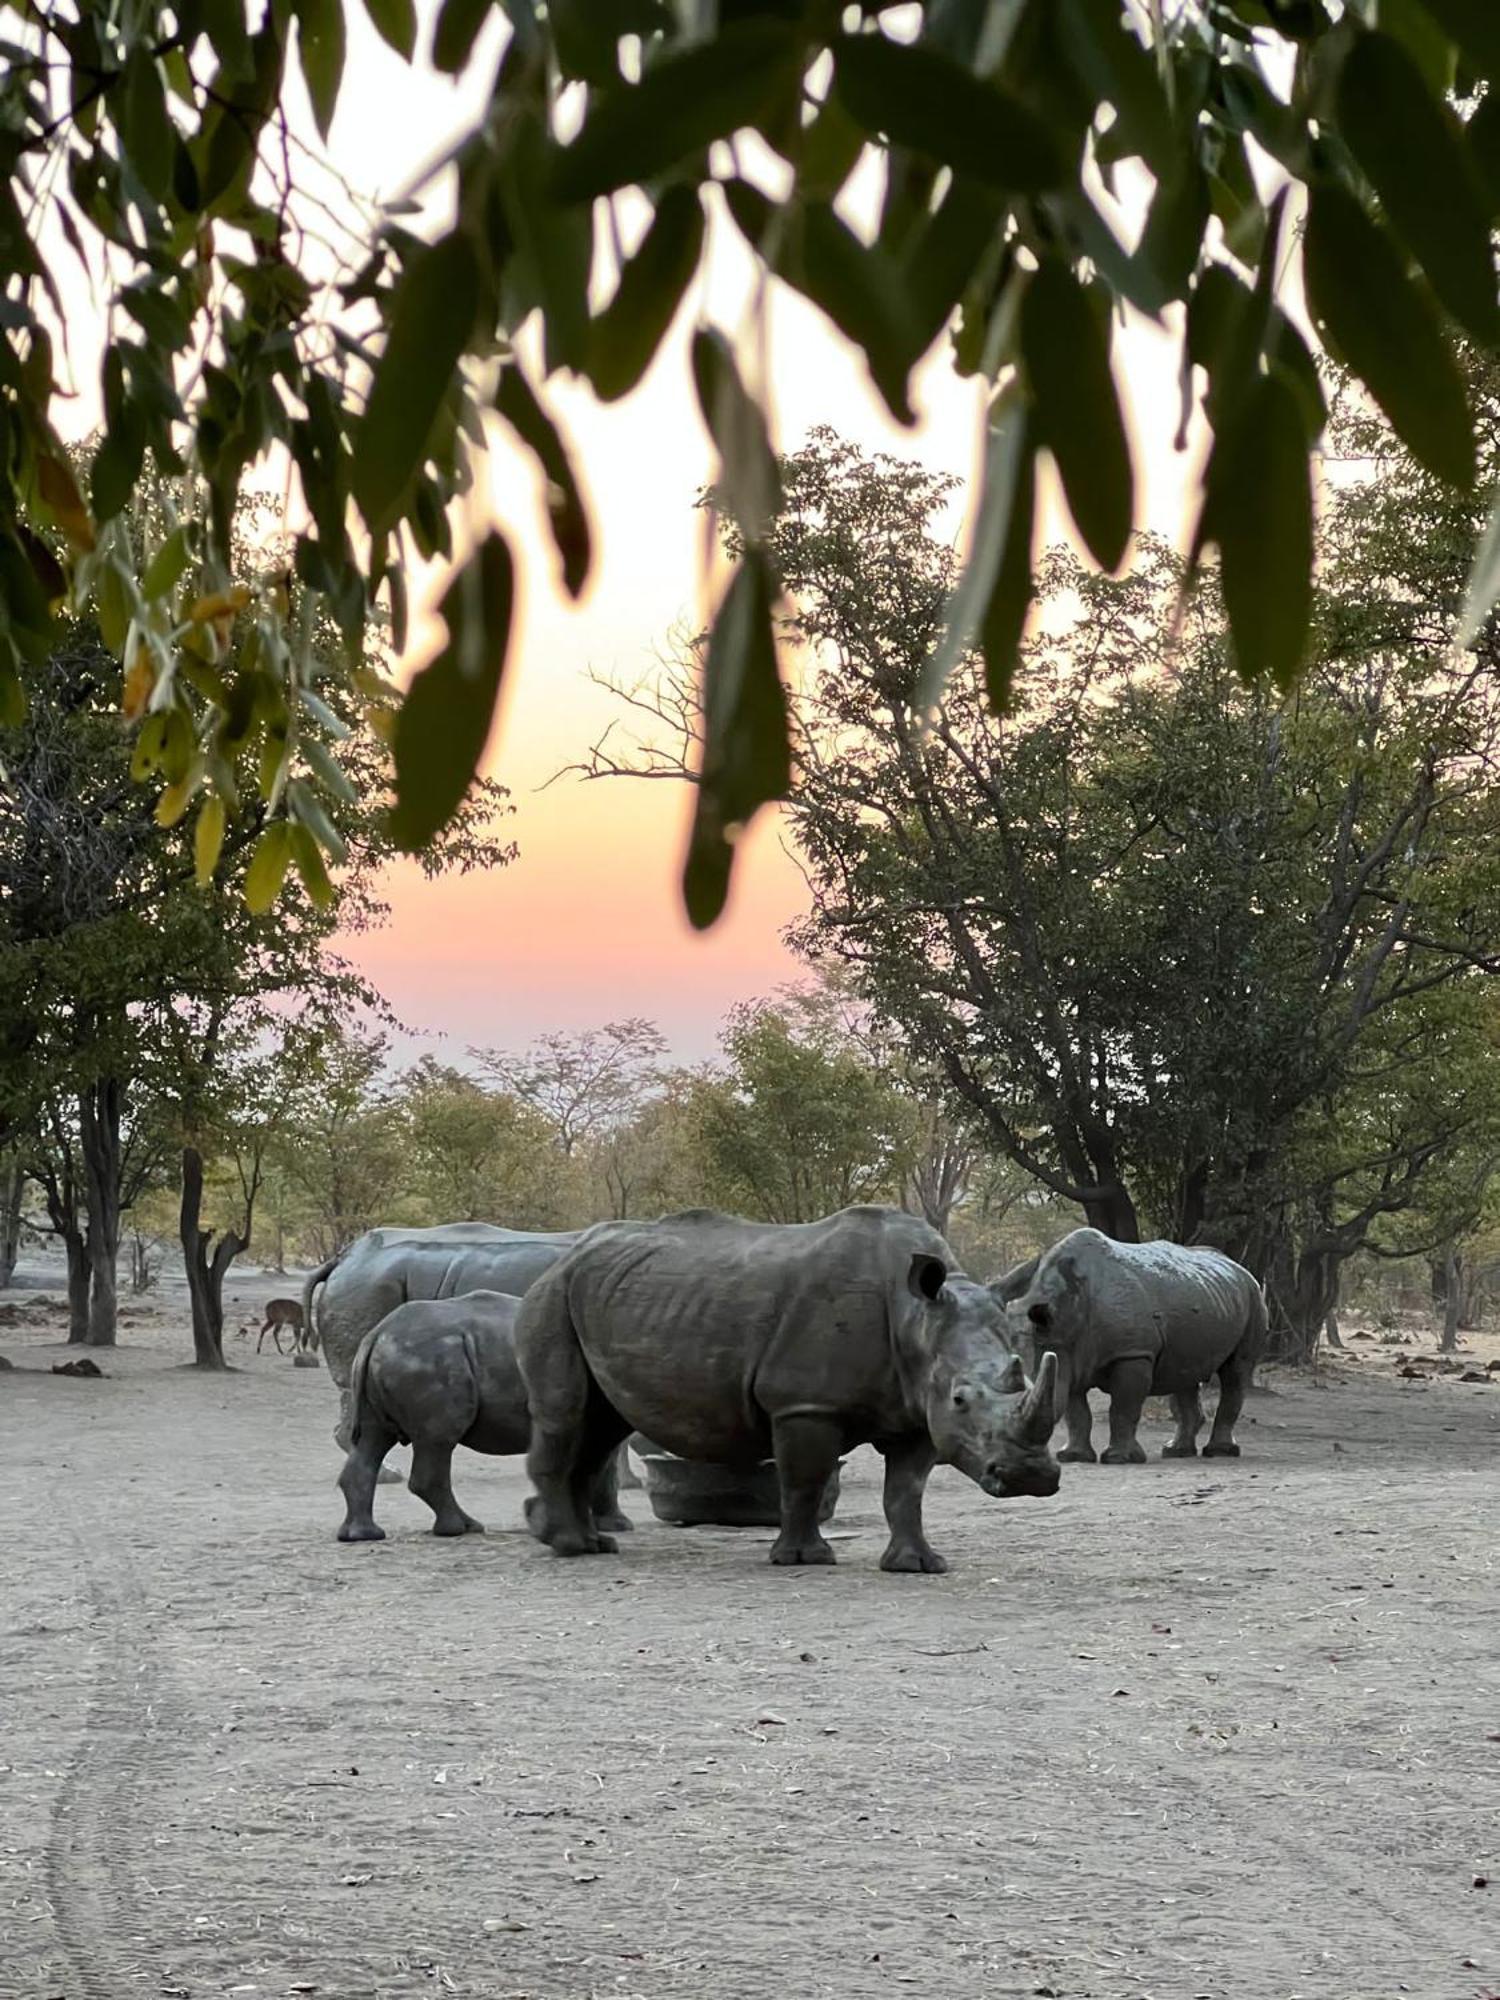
[3,0,1500,919]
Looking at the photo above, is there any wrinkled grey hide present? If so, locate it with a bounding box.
[337,1291,626,1542]
[991,1229,1267,1465]
[515,1205,1060,1574]
[306,1223,582,1451]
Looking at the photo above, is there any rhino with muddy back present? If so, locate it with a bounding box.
[515,1205,1060,1573]
[305,1223,584,1452]
[337,1290,627,1541]
[991,1229,1267,1464]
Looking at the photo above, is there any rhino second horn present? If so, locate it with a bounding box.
[1021,1351,1058,1438]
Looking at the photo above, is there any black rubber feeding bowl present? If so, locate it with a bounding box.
[633,1440,842,1529]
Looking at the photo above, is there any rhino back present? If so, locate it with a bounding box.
[320,1228,580,1381]
[552,1207,943,1460]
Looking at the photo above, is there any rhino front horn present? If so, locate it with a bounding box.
[1021,1351,1058,1438]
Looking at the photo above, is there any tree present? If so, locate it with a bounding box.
[686,999,911,1224]
[396,1059,573,1227]
[475,1021,667,1159]
[271,1027,407,1257]
[6,4,1500,924]
[592,423,1500,1353]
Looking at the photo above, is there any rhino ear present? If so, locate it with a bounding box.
[907,1253,947,1303]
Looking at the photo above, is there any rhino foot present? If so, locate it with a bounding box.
[1161,1441,1199,1459]
[1101,1442,1147,1465]
[593,1509,635,1534]
[769,1535,836,1566]
[338,1522,386,1544]
[1057,1445,1098,1464]
[880,1540,948,1575]
[1202,1439,1241,1458]
[432,1513,485,1537]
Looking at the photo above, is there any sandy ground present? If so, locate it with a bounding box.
[1,1257,1497,2000]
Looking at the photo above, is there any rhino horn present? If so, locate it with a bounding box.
[1020,1351,1058,1439]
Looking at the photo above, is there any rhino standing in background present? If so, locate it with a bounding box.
[336,1290,623,1543]
[305,1223,583,1452]
[991,1229,1267,1464]
[516,1205,1060,1574]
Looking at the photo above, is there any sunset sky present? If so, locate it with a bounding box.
[315,24,1216,1064]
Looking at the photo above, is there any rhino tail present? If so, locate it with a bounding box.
[347,1325,381,1450]
[1242,1279,1271,1368]
[301,1253,340,1355]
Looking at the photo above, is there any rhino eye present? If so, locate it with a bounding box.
[951,1388,970,1410]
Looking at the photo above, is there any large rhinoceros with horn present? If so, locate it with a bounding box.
[305,1224,583,1451]
[515,1205,1060,1574]
[991,1229,1267,1465]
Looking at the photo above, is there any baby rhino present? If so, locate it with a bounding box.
[337,1290,627,1543]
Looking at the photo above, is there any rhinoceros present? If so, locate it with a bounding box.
[336,1290,624,1542]
[305,1223,583,1451]
[515,1205,1060,1573]
[991,1229,1267,1464]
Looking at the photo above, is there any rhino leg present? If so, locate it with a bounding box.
[588,1446,634,1535]
[1204,1343,1252,1457]
[1056,1390,1097,1464]
[1099,1358,1151,1464]
[409,1442,485,1536]
[1163,1388,1203,1458]
[529,1392,628,1557]
[337,1423,397,1542]
[769,1414,842,1566]
[878,1435,946,1574]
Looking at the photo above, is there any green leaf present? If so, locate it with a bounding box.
[1302,182,1473,488]
[830,31,1067,194]
[1204,371,1313,690]
[1336,31,1499,343]
[287,778,348,862]
[245,822,293,914]
[682,548,790,930]
[121,50,174,202]
[691,329,780,546]
[363,0,417,59]
[1056,0,1174,176]
[143,525,192,600]
[1410,0,1500,82]
[1458,479,1500,646]
[295,0,347,142]
[794,201,920,426]
[351,231,480,535]
[289,822,336,907]
[390,529,514,850]
[98,559,132,655]
[432,0,491,73]
[1375,0,1458,96]
[550,18,800,202]
[501,116,592,375]
[919,387,1034,708]
[1465,93,1500,209]
[587,185,704,402]
[494,362,593,597]
[0,650,25,727]
[903,178,1005,361]
[1021,262,1134,572]
[1137,157,1209,298]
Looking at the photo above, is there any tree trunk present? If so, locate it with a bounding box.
[1323,1308,1343,1350]
[79,1078,123,1347]
[1080,1184,1141,1241]
[1440,1247,1461,1354]
[180,1145,246,1369]
[63,1227,90,1342]
[0,1160,23,1287]
[1271,1243,1344,1364]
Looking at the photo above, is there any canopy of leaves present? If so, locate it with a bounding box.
[5,1,1500,920]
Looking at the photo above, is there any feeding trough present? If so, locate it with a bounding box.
[630,1435,843,1528]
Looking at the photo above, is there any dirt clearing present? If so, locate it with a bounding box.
[2,1270,1497,2000]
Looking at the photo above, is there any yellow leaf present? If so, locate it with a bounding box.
[187,584,252,623]
[194,795,226,886]
[289,823,336,908]
[244,822,292,914]
[122,643,154,720]
[38,454,96,551]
